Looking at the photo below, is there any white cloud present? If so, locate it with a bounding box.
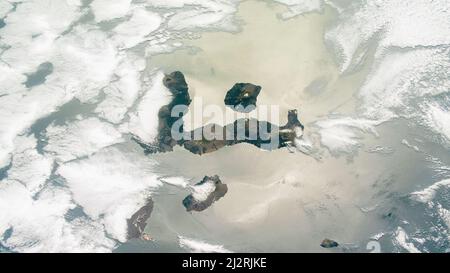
[0,0,13,19]
[90,0,132,22]
[112,7,162,49]
[146,0,239,31]
[325,0,450,73]
[410,179,450,204]
[44,117,124,162]
[422,103,450,146]
[190,179,217,202]
[315,117,379,155]
[273,0,322,19]
[393,227,421,253]
[0,181,116,252]
[127,71,172,143]
[57,147,162,242]
[95,55,145,124]
[7,135,53,194]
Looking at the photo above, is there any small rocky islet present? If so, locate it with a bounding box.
[182,175,228,212]
[134,71,304,155]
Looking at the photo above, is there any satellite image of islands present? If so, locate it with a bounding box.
[0,0,449,257]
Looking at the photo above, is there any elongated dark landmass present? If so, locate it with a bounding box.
[134,71,304,155]
[182,175,228,212]
[127,199,153,240]
[157,71,191,152]
[224,83,261,113]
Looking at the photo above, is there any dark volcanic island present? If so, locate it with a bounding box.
[182,175,228,212]
[127,199,153,240]
[224,83,261,113]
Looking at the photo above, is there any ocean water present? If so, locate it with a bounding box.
[149,1,368,127]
